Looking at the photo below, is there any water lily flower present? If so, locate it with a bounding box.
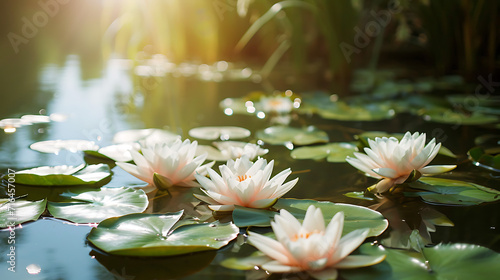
[248,206,385,279]
[116,139,214,188]
[194,157,298,211]
[259,96,293,114]
[346,132,456,193]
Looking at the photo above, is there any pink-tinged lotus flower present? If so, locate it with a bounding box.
[346,132,456,193]
[116,139,214,188]
[194,157,298,211]
[248,206,385,279]
[259,96,294,113]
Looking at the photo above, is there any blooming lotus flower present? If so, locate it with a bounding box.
[116,139,214,188]
[346,132,456,193]
[248,206,385,279]
[259,96,293,113]
[194,157,298,211]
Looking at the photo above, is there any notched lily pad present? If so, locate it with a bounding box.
[0,199,46,228]
[11,164,111,186]
[342,242,500,280]
[113,128,179,144]
[87,210,239,256]
[188,126,251,140]
[30,140,99,154]
[47,187,149,223]
[409,177,500,206]
[232,198,388,237]
[291,142,358,162]
[256,126,328,145]
[468,146,500,172]
[84,143,140,162]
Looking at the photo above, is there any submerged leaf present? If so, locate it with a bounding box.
[0,199,46,228]
[87,211,239,256]
[47,187,148,223]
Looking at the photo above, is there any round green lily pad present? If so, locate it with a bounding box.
[87,210,239,256]
[47,187,149,223]
[0,199,46,228]
[30,140,98,154]
[291,142,358,162]
[11,164,111,186]
[408,177,500,206]
[232,198,388,237]
[188,126,251,140]
[256,126,329,145]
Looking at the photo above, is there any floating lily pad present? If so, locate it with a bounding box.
[219,97,254,115]
[30,140,99,154]
[232,198,388,237]
[256,126,328,145]
[47,187,149,223]
[84,143,140,162]
[188,126,251,140]
[87,210,239,256]
[0,199,46,228]
[113,128,179,144]
[422,109,498,125]
[11,164,111,186]
[197,141,269,161]
[468,146,500,172]
[341,242,500,280]
[21,114,51,123]
[290,142,358,162]
[408,177,500,206]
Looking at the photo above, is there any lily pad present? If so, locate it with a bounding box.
[256,126,329,145]
[188,126,251,140]
[422,109,498,125]
[0,199,46,228]
[84,143,140,162]
[341,242,500,280]
[408,177,500,206]
[113,128,179,144]
[30,140,99,154]
[291,142,358,162]
[87,210,239,256]
[11,164,111,186]
[47,187,149,223]
[468,146,500,172]
[232,198,388,237]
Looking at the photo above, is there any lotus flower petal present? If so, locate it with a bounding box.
[248,206,383,279]
[347,131,456,193]
[116,138,211,188]
[194,156,298,211]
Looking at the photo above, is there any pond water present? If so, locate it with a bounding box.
[1,3,500,279]
[0,53,499,280]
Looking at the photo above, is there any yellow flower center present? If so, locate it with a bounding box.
[237,174,250,182]
[291,230,321,241]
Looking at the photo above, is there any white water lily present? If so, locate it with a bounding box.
[194,157,298,211]
[248,206,385,279]
[346,132,456,193]
[116,139,214,188]
[259,96,293,113]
